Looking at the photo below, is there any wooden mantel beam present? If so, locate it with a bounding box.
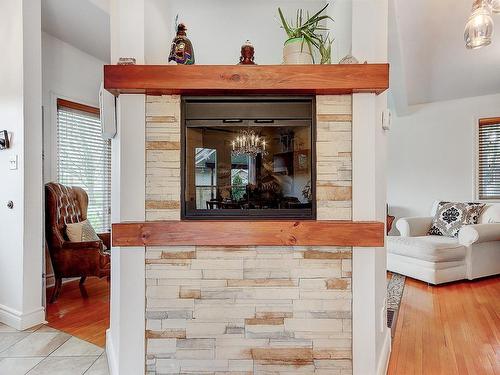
[112,220,385,248]
[104,64,389,96]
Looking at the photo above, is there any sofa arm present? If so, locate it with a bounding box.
[458,223,500,246]
[395,216,433,237]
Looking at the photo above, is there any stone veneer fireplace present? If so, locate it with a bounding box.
[144,94,353,374]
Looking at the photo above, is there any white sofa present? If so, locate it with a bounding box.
[387,202,500,284]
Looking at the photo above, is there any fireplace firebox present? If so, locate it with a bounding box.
[181,96,316,219]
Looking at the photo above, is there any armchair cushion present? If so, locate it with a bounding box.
[458,223,500,246]
[428,201,485,237]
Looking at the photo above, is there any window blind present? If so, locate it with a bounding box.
[57,99,111,232]
[478,118,500,200]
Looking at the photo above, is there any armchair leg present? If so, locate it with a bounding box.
[79,277,89,299]
[50,278,62,303]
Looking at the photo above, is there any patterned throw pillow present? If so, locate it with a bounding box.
[428,202,485,237]
[66,219,106,249]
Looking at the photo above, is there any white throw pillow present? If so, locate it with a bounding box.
[66,219,102,244]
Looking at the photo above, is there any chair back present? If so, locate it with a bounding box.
[45,182,88,250]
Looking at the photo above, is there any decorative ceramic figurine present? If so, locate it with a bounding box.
[239,40,256,65]
[117,57,136,65]
[168,23,195,65]
[339,54,359,64]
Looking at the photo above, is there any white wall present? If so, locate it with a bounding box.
[42,32,107,183]
[387,93,500,231]
[0,0,45,330]
[145,0,352,65]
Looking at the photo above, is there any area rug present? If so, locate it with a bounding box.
[387,273,406,336]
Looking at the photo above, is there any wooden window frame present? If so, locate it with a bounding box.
[57,98,100,116]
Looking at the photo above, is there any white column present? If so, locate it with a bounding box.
[0,0,44,330]
[108,1,146,374]
[351,1,390,375]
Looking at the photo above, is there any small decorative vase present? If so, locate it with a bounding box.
[168,23,195,65]
[283,38,313,64]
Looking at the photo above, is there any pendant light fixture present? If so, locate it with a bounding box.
[464,0,494,49]
[464,0,500,49]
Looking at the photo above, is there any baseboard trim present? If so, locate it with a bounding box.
[106,329,118,375]
[45,276,80,289]
[0,304,46,331]
[377,329,392,375]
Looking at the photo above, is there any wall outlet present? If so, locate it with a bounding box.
[9,154,18,170]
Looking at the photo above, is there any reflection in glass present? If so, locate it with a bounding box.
[195,148,216,209]
[185,123,313,217]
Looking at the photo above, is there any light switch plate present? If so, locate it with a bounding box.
[9,154,18,170]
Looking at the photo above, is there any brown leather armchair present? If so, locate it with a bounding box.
[45,182,110,303]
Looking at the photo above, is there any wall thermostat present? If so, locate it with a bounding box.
[382,109,392,131]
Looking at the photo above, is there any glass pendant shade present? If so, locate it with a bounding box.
[489,0,500,13]
[464,2,494,49]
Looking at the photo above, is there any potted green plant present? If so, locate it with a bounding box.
[318,34,334,64]
[278,4,332,64]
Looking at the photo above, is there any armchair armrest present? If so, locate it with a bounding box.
[97,232,111,249]
[395,216,433,237]
[62,240,102,251]
[458,223,500,246]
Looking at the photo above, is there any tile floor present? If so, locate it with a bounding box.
[0,323,109,375]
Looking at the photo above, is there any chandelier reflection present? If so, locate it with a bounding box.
[231,130,267,157]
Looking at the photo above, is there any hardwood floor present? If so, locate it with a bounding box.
[388,275,500,375]
[46,277,110,348]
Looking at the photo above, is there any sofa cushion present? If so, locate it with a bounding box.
[428,201,485,237]
[479,204,500,224]
[387,235,466,262]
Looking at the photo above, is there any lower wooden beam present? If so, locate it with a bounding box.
[112,220,384,247]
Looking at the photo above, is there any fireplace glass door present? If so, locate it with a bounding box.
[182,97,315,219]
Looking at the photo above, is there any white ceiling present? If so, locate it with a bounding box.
[42,0,110,62]
[390,0,500,111]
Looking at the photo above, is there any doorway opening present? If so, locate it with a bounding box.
[44,98,111,348]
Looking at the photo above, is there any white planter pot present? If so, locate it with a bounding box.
[283,38,313,64]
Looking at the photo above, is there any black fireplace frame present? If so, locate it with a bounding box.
[180,96,317,220]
